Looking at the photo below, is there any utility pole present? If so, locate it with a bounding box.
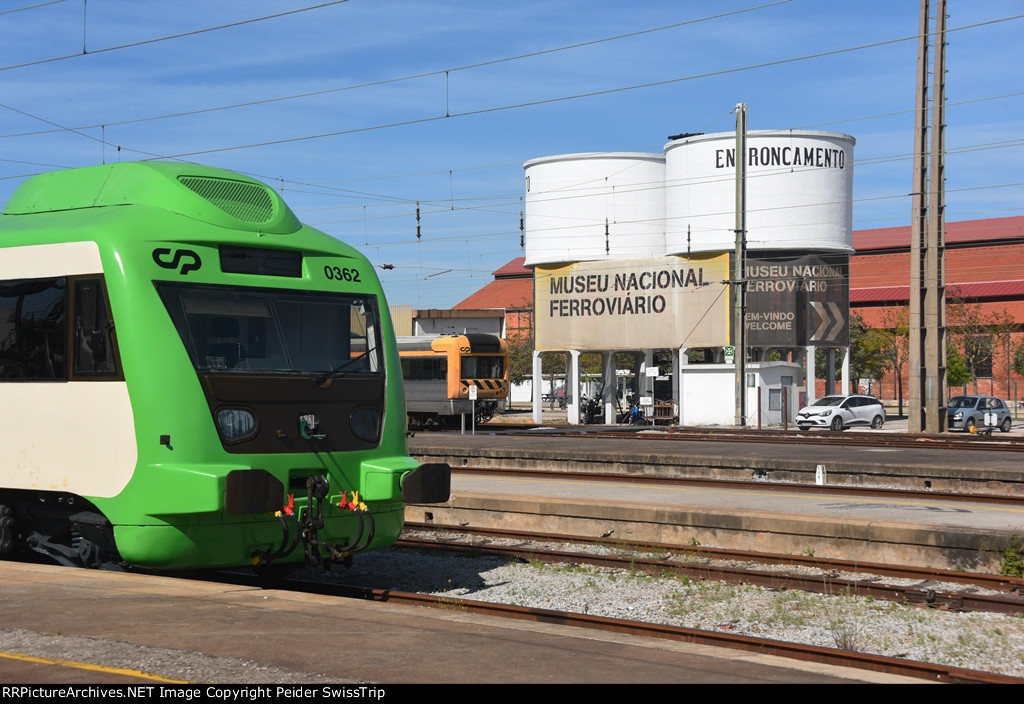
[734,103,748,427]
[909,0,947,433]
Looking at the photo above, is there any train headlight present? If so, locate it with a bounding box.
[216,408,258,442]
[350,406,381,442]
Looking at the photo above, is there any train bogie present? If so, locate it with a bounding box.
[0,161,449,571]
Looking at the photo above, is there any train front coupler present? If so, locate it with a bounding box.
[298,475,375,568]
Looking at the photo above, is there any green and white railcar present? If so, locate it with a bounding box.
[0,161,448,570]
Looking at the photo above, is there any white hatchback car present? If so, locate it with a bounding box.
[796,394,885,431]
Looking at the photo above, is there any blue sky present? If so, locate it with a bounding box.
[0,0,1021,308]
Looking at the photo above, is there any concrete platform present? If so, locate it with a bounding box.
[0,562,912,684]
[407,432,1024,573]
[414,423,1024,496]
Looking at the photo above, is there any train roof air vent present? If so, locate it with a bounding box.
[178,175,275,224]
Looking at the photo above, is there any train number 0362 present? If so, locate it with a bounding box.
[324,265,362,282]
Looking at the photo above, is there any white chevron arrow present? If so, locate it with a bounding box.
[811,301,844,342]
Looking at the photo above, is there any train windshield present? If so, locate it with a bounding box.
[156,282,382,375]
[461,355,504,379]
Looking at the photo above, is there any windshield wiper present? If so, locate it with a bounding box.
[313,351,370,386]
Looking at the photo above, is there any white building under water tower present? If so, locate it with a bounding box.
[524,129,856,426]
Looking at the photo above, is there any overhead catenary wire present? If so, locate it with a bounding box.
[0,4,1020,303]
[0,7,1019,228]
[0,1,790,130]
[150,14,1024,163]
[0,8,1018,172]
[0,1,352,73]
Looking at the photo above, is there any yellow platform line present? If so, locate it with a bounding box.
[0,651,190,683]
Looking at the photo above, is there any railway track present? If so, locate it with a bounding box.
[210,562,1023,684]
[479,422,1024,452]
[398,523,1024,615]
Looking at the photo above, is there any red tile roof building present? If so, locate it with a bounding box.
[851,216,1024,403]
[453,256,534,342]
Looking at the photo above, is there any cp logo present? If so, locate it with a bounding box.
[153,248,202,275]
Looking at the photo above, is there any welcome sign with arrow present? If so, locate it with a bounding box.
[743,253,849,347]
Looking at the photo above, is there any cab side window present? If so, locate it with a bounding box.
[0,277,66,380]
[0,276,119,381]
[73,278,119,376]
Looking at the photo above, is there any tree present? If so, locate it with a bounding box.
[946,287,1015,394]
[505,332,534,387]
[503,312,568,407]
[946,288,994,393]
[848,314,887,387]
[872,307,911,416]
[1013,342,1024,379]
[814,314,885,393]
[987,310,1016,397]
[859,303,987,412]
[946,343,972,388]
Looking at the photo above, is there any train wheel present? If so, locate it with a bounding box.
[3,495,123,569]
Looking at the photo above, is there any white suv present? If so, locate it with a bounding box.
[796,394,885,431]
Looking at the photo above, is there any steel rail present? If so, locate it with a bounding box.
[484,423,1024,452]
[402,522,1024,594]
[217,570,1021,684]
[377,592,1023,684]
[396,534,1024,616]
